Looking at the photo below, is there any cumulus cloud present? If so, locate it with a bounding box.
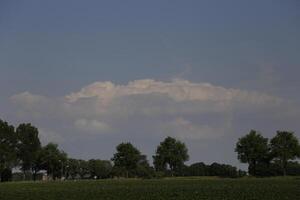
[74,118,110,133]
[10,79,286,141]
[66,79,281,106]
[161,117,231,140]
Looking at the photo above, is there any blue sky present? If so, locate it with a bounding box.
[1,0,300,168]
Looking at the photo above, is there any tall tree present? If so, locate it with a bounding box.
[77,159,89,179]
[235,130,269,176]
[16,123,41,179]
[88,159,112,179]
[111,142,143,178]
[270,131,300,176]
[66,158,80,179]
[153,136,189,176]
[188,162,208,176]
[0,120,17,182]
[37,143,67,179]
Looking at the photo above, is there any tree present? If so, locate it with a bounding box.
[209,163,238,178]
[286,161,300,176]
[77,159,89,179]
[153,137,189,176]
[37,143,67,179]
[88,159,112,179]
[65,159,89,179]
[270,131,300,176]
[66,158,80,179]
[1,168,12,182]
[135,155,155,178]
[111,143,143,178]
[235,130,269,176]
[16,123,41,180]
[0,120,17,182]
[188,162,208,176]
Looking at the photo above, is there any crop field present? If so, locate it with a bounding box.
[0,177,299,200]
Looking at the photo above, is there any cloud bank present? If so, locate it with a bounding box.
[11,79,286,144]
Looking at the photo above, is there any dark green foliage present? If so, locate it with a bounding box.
[135,155,155,178]
[188,162,208,176]
[37,143,67,179]
[236,130,300,177]
[16,123,41,179]
[187,162,243,178]
[1,117,299,182]
[88,159,112,179]
[209,163,239,178]
[238,170,247,177]
[65,159,80,179]
[235,130,269,176]
[153,137,189,176]
[0,120,17,182]
[65,159,90,179]
[0,168,12,182]
[270,131,300,176]
[77,160,90,179]
[111,142,150,178]
[286,161,300,176]
[255,161,300,177]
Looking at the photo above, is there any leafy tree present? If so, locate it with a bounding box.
[0,120,17,182]
[237,169,247,177]
[209,163,238,178]
[88,159,112,179]
[270,131,300,176]
[37,143,67,179]
[188,162,208,176]
[78,159,90,179]
[111,142,143,178]
[187,162,241,178]
[235,130,269,176]
[16,123,41,180]
[286,161,300,176]
[1,168,12,182]
[135,155,155,178]
[65,158,80,179]
[153,137,189,176]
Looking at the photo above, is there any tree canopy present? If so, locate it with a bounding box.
[270,131,300,176]
[111,142,145,178]
[88,159,112,179]
[1,117,300,182]
[0,120,17,181]
[37,143,67,179]
[235,130,269,176]
[153,136,189,175]
[16,123,41,175]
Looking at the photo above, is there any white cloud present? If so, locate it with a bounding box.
[161,117,231,139]
[74,118,110,133]
[10,79,286,140]
[66,79,281,106]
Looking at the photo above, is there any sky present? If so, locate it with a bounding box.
[0,0,300,169]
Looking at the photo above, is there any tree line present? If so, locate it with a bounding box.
[235,130,300,177]
[1,119,300,182]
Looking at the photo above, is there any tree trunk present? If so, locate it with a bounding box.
[283,160,287,176]
[33,169,37,181]
[23,170,26,181]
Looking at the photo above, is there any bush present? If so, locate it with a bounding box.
[1,168,12,182]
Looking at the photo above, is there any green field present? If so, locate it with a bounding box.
[0,177,299,200]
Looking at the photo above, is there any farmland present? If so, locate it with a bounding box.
[0,177,299,200]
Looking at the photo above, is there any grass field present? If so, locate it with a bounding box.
[0,177,299,200]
